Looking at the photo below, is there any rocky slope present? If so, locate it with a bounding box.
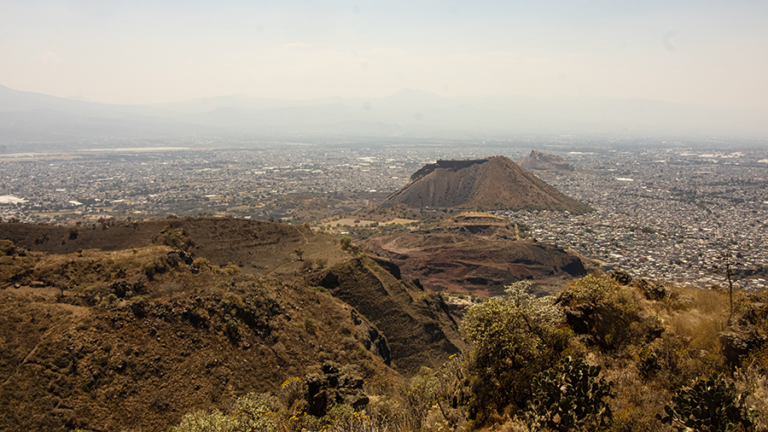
[312,255,466,374]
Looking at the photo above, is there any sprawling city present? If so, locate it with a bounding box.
[1,142,766,290]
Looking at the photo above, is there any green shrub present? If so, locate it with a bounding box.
[558,274,662,351]
[192,257,213,272]
[461,281,569,418]
[305,318,317,335]
[0,239,15,255]
[224,263,241,275]
[169,393,278,432]
[527,356,615,431]
[657,373,759,431]
[339,236,352,251]
[128,296,149,317]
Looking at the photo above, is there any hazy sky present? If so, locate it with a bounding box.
[1,0,767,109]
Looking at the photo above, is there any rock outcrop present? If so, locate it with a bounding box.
[518,150,574,173]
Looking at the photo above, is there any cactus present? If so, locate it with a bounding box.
[526,356,615,431]
[657,373,759,432]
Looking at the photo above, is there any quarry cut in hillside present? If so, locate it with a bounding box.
[518,150,575,173]
[381,156,591,213]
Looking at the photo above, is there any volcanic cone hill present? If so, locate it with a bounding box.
[381,156,591,214]
[519,150,574,173]
[0,218,463,431]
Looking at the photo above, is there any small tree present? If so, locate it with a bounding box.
[293,248,305,261]
[339,236,352,251]
[460,281,569,417]
[713,253,742,325]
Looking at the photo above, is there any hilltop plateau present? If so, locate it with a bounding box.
[381,156,592,214]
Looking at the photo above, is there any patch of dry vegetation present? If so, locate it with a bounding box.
[0,242,397,432]
[3,229,767,432]
[159,273,766,432]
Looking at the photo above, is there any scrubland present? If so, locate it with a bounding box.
[158,273,768,432]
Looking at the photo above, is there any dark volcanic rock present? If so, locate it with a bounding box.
[305,361,369,417]
[636,278,668,301]
[719,326,766,364]
[611,270,633,286]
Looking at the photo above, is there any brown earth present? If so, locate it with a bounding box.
[518,150,574,173]
[364,214,589,297]
[381,156,592,214]
[0,218,465,431]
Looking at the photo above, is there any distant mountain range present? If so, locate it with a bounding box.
[0,84,766,149]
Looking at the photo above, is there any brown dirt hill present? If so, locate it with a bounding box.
[0,218,467,429]
[311,255,467,375]
[518,150,574,172]
[381,156,592,214]
[0,245,394,432]
[364,216,589,297]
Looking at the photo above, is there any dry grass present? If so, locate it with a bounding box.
[662,288,729,354]
[600,362,670,432]
[685,287,731,315]
[478,417,531,432]
[734,364,768,432]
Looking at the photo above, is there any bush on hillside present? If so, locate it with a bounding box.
[460,281,570,420]
[558,274,663,351]
[169,392,279,432]
[340,236,352,251]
